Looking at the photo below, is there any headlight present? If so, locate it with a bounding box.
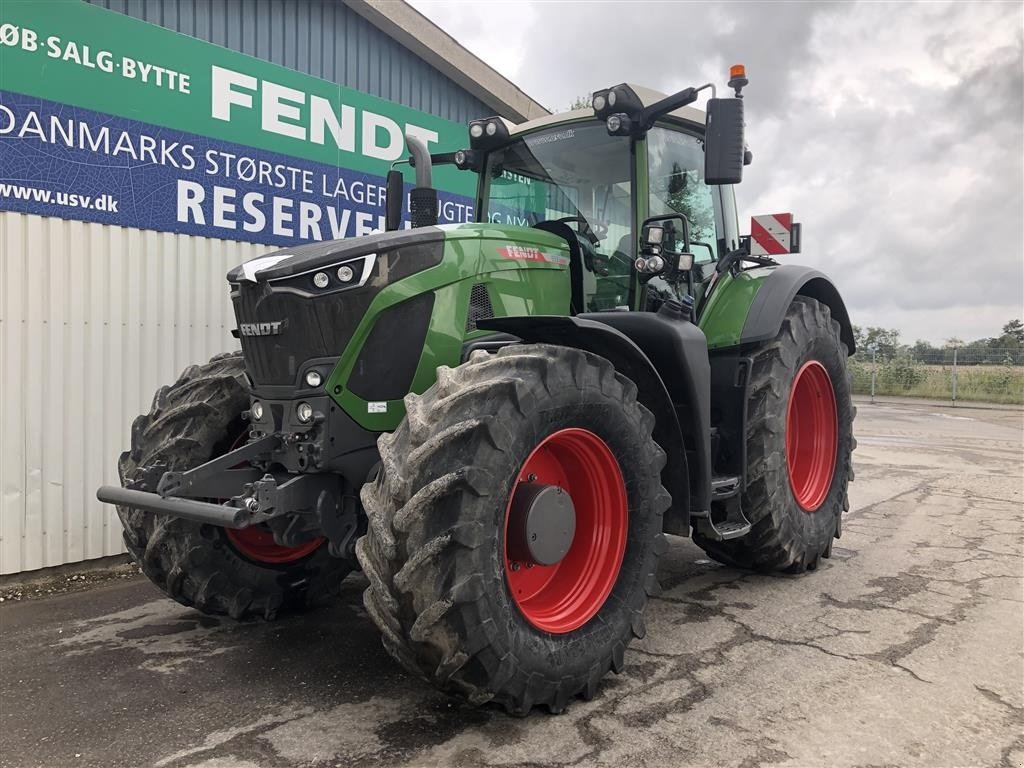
[607,90,617,107]
[634,257,648,272]
[312,271,330,289]
[305,370,323,388]
[337,265,354,282]
[469,123,484,138]
[485,121,498,136]
[606,114,622,133]
[592,94,606,112]
[296,402,313,423]
[250,401,264,421]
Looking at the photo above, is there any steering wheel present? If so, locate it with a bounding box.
[550,215,606,245]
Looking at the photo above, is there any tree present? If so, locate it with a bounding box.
[911,339,940,363]
[567,94,592,111]
[854,326,901,360]
[1001,319,1024,344]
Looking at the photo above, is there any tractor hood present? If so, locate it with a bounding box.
[226,224,569,285]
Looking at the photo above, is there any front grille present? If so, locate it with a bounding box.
[465,283,494,332]
[233,282,373,386]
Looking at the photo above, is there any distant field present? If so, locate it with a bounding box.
[849,359,1024,405]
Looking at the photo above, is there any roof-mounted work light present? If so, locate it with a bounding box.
[468,116,512,150]
[591,84,643,123]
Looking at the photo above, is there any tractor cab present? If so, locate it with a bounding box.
[389,72,755,323]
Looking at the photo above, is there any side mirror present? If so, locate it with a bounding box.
[385,169,404,232]
[704,98,745,185]
[636,214,694,278]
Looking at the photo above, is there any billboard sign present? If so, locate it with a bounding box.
[0,1,477,246]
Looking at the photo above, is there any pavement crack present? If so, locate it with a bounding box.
[974,684,1024,716]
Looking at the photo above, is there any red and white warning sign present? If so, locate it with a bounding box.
[750,213,797,256]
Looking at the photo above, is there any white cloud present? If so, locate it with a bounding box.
[408,1,536,87]
[415,0,1023,344]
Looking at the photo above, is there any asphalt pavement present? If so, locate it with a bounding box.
[1,400,1022,768]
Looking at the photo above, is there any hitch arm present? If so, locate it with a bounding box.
[156,434,280,498]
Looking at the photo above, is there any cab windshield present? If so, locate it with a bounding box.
[480,122,634,311]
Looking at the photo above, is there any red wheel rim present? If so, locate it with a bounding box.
[786,360,838,512]
[503,428,627,634]
[219,429,326,565]
[226,525,324,564]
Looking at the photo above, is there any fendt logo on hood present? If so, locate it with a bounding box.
[239,321,284,337]
[497,245,568,266]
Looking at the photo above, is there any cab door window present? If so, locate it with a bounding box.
[646,126,720,265]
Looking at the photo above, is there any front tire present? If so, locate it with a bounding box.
[695,296,855,572]
[117,352,349,619]
[357,345,670,714]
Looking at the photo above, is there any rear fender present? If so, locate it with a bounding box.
[478,315,696,534]
[701,264,855,354]
[742,265,856,353]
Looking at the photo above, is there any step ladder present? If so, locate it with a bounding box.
[692,475,752,541]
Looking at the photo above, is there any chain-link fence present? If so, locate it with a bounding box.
[849,348,1024,405]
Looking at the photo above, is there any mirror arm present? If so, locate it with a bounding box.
[637,83,714,130]
[716,238,777,276]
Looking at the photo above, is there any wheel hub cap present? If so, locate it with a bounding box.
[506,483,576,566]
[786,360,838,512]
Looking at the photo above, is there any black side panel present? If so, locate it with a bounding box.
[347,292,435,401]
[532,221,584,315]
[708,353,752,481]
[578,312,712,517]
[742,265,856,353]
[478,315,695,533]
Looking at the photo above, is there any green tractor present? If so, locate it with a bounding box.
[98,68,855,714]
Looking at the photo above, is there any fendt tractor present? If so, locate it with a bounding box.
[98,67,855,714]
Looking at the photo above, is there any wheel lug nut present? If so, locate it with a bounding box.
[511,561,520,571]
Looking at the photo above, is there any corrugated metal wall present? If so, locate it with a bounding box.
[85,0,493,124]
[0,213,264,573]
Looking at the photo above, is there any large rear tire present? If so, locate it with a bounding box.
[356,345,670,714]
[117,352,349,619]
[695,296,854,572]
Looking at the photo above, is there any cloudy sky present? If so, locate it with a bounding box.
[411,0,1023,345]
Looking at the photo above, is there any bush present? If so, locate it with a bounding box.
[879,358,925,391]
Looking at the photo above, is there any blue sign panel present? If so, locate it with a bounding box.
[0,91,475,247]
